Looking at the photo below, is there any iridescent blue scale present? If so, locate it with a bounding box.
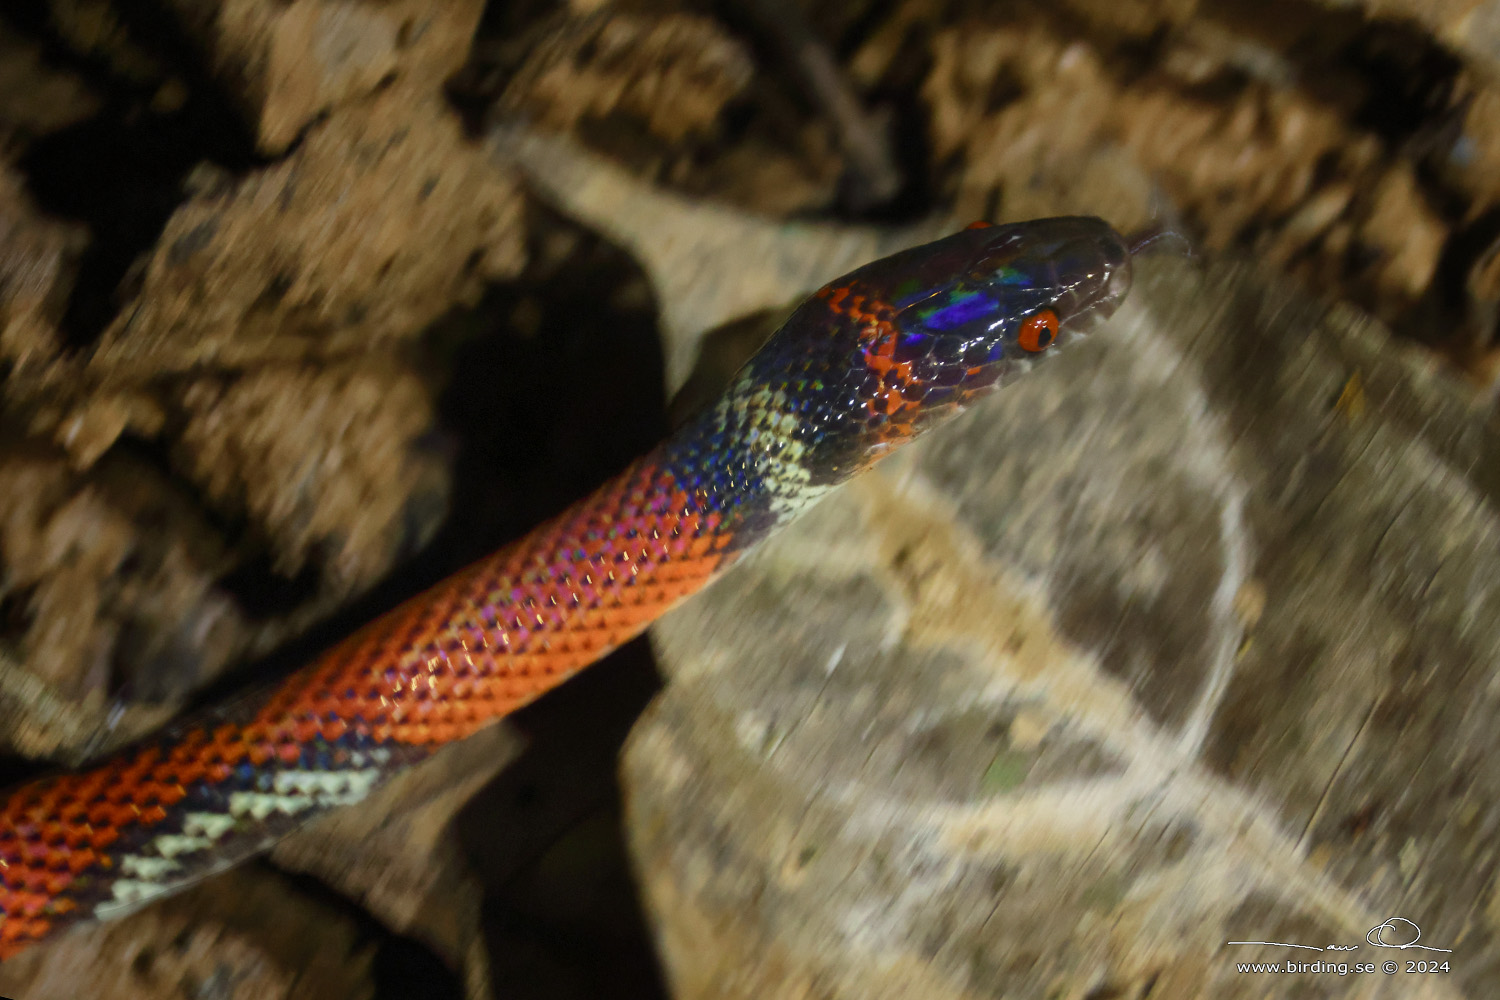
[917,289,1000,331]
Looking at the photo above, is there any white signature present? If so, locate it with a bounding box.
[1226,917,1452,953]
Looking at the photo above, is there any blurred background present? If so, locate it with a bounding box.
[0,1,1498,998]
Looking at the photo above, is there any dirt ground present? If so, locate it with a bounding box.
[0,0,1498,998]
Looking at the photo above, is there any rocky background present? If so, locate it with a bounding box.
[1,0,1500,998]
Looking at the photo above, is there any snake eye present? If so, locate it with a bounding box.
[964,220,994,230]
[1017,309,1058,353]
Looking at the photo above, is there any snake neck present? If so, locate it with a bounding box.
[660,381,849,549]
[657,301,890,549]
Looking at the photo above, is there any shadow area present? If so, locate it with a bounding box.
[455,637,671,1000]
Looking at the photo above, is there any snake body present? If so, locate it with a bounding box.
[0,217,1132,957]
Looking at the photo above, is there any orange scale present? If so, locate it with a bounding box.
[246,745,274,768]
[262,690,308,720]
[89,827,118,850]
[19,917,50,939]
[167,737,209,764]
[9,793,46,817]
[353,684,385,706]
[17,867,50,892]
[241,718,277,743]
[215,741,251,767]
[11,893,46,918]
[0,915,37,943]
[127,746,163,770]
[427,721,464,743]
[686,558,718,578]
[171,760,208,784]
[49,791,90,815]
[425,703,458,726]
[64,849,97,874]
[62,773,107,802]
[104,802,140,827]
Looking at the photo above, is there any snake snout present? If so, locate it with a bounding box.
[1029,221,1133,337]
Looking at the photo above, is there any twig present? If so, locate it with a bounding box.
[726,0,903,209]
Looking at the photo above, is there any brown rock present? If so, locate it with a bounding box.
[271,724,526,999]
[499,11,754,145]
[0,866,375,1000]
[84,86,524,387]
[1278,181,1354,248]
[917,12,1473,343]
[0,20,100,145]
[49,0,175,94]
[161,0,486,153]
[674,121,844,218]
[0,167,86,384]
[1113,80,1363,251]
[1359,165,1447,309]
[922,24,1157,231]
[1451,83,1500,211]
[1332,0,1500,81]
[495,125,945,394]
[0,445,243,758]
[1059,0,1202,36]
[634,257,1497,998]
[174,360,448,599]
[32,391,166,470]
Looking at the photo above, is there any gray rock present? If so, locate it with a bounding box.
[635,257,1494,999]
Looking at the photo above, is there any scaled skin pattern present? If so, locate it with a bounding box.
[0,217,1132,956]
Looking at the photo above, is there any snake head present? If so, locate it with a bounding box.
[816,216,1132,453]
[884,216,1131,356]
[705,216,1134,507]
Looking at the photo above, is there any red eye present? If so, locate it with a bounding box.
[1018,310,1058,353]
[964,220,994,230]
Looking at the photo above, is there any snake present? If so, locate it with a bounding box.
[0,216,1134,958]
